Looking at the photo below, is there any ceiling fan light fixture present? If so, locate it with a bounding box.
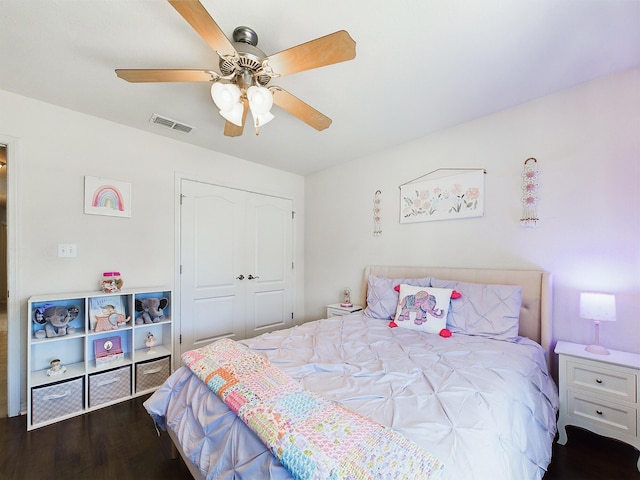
[247,85,273,116]
[211,82,241,111]
[211,82,244,127]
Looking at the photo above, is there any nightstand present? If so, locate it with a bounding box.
[555,340,640,471]
[326,303,363,317]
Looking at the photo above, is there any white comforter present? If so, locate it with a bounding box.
[145,313,558,480]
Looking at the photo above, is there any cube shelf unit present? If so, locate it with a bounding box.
[27,287,173,430]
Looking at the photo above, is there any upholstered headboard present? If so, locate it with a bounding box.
[362,266,553,367]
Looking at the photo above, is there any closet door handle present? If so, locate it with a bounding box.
[248,274,259,280]
[236,274,245,280]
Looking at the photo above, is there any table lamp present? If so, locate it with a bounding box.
[580,292,616,355]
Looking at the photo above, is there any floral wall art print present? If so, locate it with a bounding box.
[84,176,132,218]
[400,169,485,224]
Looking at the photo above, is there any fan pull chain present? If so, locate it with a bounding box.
[373,190,382,237]
[520,157,539,227]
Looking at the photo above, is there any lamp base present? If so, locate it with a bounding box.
[585,344,610,355]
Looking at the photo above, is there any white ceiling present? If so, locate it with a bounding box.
[1,1,639,175]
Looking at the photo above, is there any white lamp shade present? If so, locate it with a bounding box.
[247,86,273,115]
[211,83,241,112]
[580,292,616,322]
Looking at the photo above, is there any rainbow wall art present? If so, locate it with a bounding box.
[92,185,124,211]
[84,176,131,217]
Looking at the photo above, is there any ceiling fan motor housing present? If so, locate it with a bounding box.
[219,26,271,87]
[233,26,258,46]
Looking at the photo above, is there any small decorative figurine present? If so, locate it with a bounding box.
[46,358,66,376]
[145,332,156,354]
[340,288,353,308]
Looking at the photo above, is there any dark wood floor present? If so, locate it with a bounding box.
[545,426,640,480]
[0,395,638,479]
[0,395,192,480]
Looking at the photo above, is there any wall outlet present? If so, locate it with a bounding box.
[57,243,77,258]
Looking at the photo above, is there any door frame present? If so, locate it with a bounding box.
[0,134,21,416]
[173,172,298,367]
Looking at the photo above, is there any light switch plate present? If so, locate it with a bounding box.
[57,243,77,258]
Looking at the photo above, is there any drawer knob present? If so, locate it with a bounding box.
[596,410,603,415]
[595,378,603,384]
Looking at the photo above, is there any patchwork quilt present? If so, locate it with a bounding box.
[181,338,444,480]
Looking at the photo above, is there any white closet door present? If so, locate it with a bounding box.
[179,180,293,356]
[244,193,293,338]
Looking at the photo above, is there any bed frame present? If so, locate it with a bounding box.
[362,266,553,368]
[167,265,553,477]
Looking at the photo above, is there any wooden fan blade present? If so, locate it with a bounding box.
[115,69,216,82]
[224,98,249,137]
[168,0,236,57]
[265,30,356,77]
[271,88,332,131]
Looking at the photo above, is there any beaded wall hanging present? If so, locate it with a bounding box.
[520,157,540,227]
[373,190,382,237]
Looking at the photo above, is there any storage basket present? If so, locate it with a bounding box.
[32,377,84,425]
[135,356,170,392]
[89,365,131,407]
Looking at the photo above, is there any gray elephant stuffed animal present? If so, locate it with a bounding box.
[42,305,81,337]
[135,297,168,324]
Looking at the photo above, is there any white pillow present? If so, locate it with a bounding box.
[430,278,522,340]
[393,284,453,334]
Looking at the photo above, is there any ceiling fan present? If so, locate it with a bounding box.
[115,0,356,136]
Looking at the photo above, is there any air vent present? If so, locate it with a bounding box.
[150,114,195,134]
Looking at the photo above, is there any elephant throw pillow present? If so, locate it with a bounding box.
[392,284,453,335]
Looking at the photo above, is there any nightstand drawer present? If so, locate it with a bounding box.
[326,304,363,318]
[567,359,637,402]
[568,392,637,436]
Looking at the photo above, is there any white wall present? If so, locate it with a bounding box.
[305,67,640,355]
[0,90,305,413]
[2,67,638,414]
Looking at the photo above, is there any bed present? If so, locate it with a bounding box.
[145,266,559,479]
